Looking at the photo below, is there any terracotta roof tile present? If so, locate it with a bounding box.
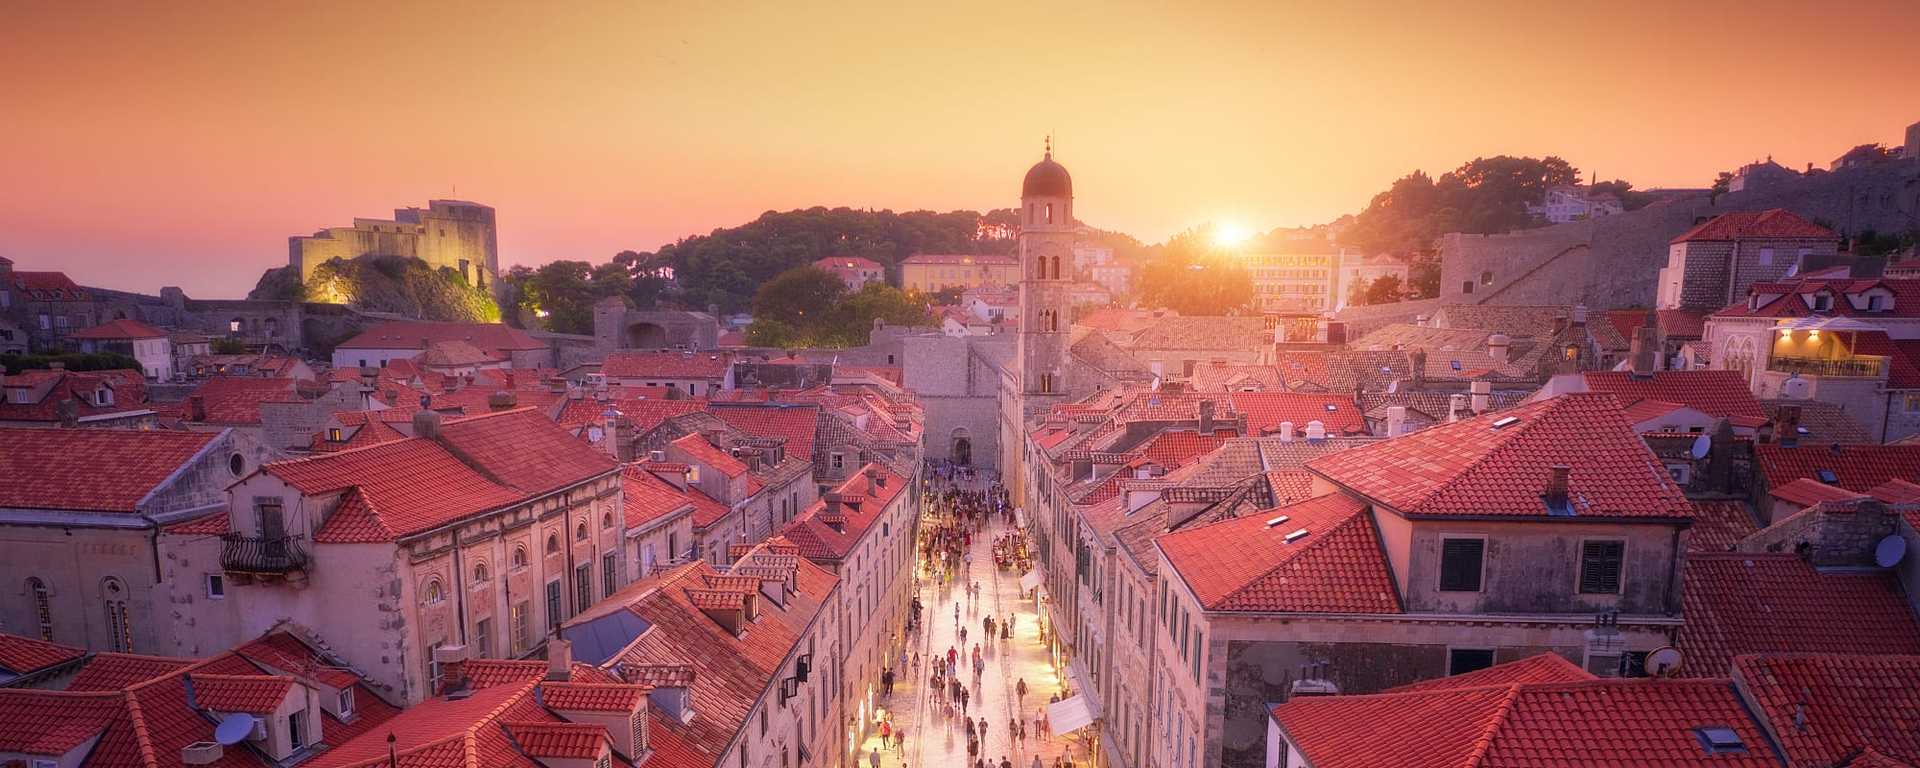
[1672,207,1835,243]
[778,464,907,562]
[1756,442,1920,493]
[621,465,696,530]
[69,318,166,340]
[1770,477,1871,506]
[0,632,84,677]
[1229,392,1364,438]
[272,439,521,543]
[1387,652,1594,693]
[1734,654,1920,766]
[1684,500,1760,553]
[188,673,296,713]
[1679,553,1920,676]
[437,408,617,495]
[65,653,195,691]
[602,350,732,380]
[539,682,647,712]
[1157,493,1398,613]
[0,428,216,513]
[671,432,749,478]
[1309,394,1694,519]
[709,402,818,460]
[503,721,607,759]
[0,368,148,422]
[1580,370,1767,421]
[335,320,545,354]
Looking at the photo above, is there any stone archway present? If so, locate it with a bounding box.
[950,427,972,467]
[626,321,668,349]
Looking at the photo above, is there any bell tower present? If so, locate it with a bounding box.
[1017,140,1075,400]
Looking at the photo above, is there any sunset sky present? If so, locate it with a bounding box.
[3,1,1916,297]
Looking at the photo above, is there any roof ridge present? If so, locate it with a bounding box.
[1211,502,1371,608]
[119,688,161,768]
[1400,396,1571,513]
[1463,684,1524,768]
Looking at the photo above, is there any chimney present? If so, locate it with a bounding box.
[1708,418,1734,492]
[546,638,572,681]
[56,398,79,428]
[1409,349,1427,390]
[602,409,629,461]
[1630,309,1659,377]
[180,742,224,765]
[1448,393,1467,423]
[1487,334,1510,365]
[1777,405,1802,448]
[1386,406,1407,438]
[1304,420,1326,442]
[1572,304,1588,326]
[1470,380,1491,414]
[1545,465,1570,503]
[488,390,517,411]
[188,394,207,422]
[1198,399,1216,434]
[1277,420,1295,442]
[433,644,471,695]
[412,408,443,440]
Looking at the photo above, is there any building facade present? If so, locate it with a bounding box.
[289,199,499,291]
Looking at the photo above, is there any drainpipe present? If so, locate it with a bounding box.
[452,530,469,647]
[1664,524,1683,616]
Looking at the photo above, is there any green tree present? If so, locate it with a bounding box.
[518,260,598,334]
[1339,156,1583,256]
[1359,274,1404,305]
[752,267,847,329]
[1137,225,1256,315]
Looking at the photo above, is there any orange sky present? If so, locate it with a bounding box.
[3,1,1916,296]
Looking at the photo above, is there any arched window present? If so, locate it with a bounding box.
[472,562,489,585]
[102,577,130,652]
[602,512,614,530]
[423,578,445,605]
[513,544,529,569]
[26,577,52,641]
[575,522,589,542]
[546,534,561,555]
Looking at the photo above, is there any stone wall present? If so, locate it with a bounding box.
[1440,159,1920,311]
[1736,499,1900,567]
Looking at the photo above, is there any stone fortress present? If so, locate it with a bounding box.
[288,199,500,291]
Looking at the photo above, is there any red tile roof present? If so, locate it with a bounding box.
[271,439,522,543]
[1309,394,1694,519]
[1870,478,1920,504]
[437,408,617,496]
[602,350,732,380]
[1679,553,1920,676]
[312,417,407,453]
[5,270,88,300]
[779,464,908,563]
[1386,652,1594,693]
[1131,429,1230,467]
[0,632,84,677]
[671,432,749,478]
[1733,654,1920,766]
[0,368,147,422]
[539,682,647,712]
[1685,500,1759,553]
[1607,308,1709,342]
[187,673,296,713]
[709,403,818,460]
[1579,370,1768,422]
[503,721,608,759]
[65,653,195,691]
[1755,442,1920,493]
[1228,392,1364,438]
[1672,208,1836,244]
[814,256,883,270]
[1770,477,1871,506]
[1157,493,1399,613]
[335,320,546,354]
[555,396,707,432]
[621,464,696,530]
[0,428,217,513]
[69,318,166,340]
[1273,678,1778,768]
[1714,277,1920,320]
[180,376,303,425]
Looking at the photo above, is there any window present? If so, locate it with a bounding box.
[831,453,844,471]
[546,580,564,630]
[288,708,307,750]
[1694,726,1747,755]
[475,617,493,658]
[575,563,592,612]
[206,574,226,600]
[423,578,446,605]
[338,688,355,717]
[512,601,531,651]
[602,512,614,530]
[1869,294,1888,311]
[1578,540,1625,594]
[1480,270,1493,286]
[1438,537,1485,592]
[576,522,589,541]
[102,577,131,652]
[546,534,561,555]
[1758,247,1774,266]
[27,577,52,640]
[602,552,617,598]
[94,387,113,406]
[1447,648,1495,675]
[327,427,344,442]
[472,562,489,586]
[512,545,529,570]
[1461,281,1474,295]
[1812,293,1833,311]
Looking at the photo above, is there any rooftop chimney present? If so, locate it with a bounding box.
[1198,399,1216,434]
[433,644,471,696]
[1708,418,1734,492]
[55,398,79,428]
[1386,406,1407,438]
[1777,405,1802,448]
[1448,393,1467,423]
[1470,380,1491,414]
[1545,465,1570,504]
[1487,334,1511,365]
[546,638,572,681]
[1629,309,1659,377]
[488,390,517,412]
[1277,420,1295,442]
[1409,349,1428,390]
[1304,420,1326,442]
[187,394,207,423]
[412,408,443,440]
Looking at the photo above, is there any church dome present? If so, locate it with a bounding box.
[1022,153,1073,198]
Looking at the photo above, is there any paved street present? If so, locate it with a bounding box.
[855,473,1095,768]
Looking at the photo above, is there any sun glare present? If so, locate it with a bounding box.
[1212,221,1253,248]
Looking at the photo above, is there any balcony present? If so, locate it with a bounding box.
[1767,355,1886,378]
[221,534,309,575]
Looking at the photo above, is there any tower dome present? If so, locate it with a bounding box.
[1022,152,1073,198]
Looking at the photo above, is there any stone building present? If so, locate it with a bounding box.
[0,427,269,655]
[289,199,499,291]
[0,256,100,352]
[592,299,722,351]
[331,319,553,370]
[900,253,1020,293]
[69,318,174,380]
[155,408,624,704]
[1655,208,1839,312]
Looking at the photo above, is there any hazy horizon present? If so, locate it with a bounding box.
[4,0,1916,296]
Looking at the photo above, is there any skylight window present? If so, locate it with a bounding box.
[1816,469,1839,484]
[1323,403,1337,412]
[1450,360,1462,371]
[1264,515,1290,528]
[1283,529,1310,543]
[1491,416,1520,430]
[1694,726,1746,754]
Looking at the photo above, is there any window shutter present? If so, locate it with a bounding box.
[1439,538,1484,592]
[1580,541,1624,594]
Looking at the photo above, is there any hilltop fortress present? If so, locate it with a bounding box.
[288,199,499,291]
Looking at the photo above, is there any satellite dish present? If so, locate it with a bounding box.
[1646,646,1684,677]
[1875,535,1908,568]
[213,714,254,745]
[1689,434,1711,460]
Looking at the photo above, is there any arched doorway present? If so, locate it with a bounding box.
[626,322,668,348]
[950,428,972,467]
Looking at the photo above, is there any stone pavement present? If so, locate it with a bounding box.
[855,473,1098,768]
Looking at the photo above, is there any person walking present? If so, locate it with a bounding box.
[1016,719,1026,744]
[1016,677,1028,702]
[894,727,905,754]
[1032,755,1042,768]
[868,748,881,768]
[978,717,988,746]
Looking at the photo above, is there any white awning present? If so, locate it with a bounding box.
[1775,316,1882,332]
[1048,695,1098,735]
[1020,570,1043,592]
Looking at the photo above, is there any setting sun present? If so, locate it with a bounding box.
[1212,221,1254,248]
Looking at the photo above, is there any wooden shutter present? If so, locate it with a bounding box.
[1439,538,1484,592]
[1580,540,1624,594]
